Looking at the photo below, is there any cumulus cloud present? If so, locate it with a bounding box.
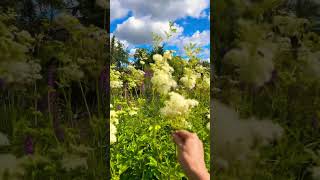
[114,16,183,45]
[111,0,209,21]
[110,0,129,21]
[129,48,137,56]
[169,30,210,49]
[167,30,210,58]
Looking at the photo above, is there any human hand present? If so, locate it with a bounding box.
[172,130,210,180]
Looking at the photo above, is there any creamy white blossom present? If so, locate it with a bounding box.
[206,122,210,130]
[151,54,177,94]
[180,68,200,89]
[111,66,123,89]
[110,110,119,125]
[126,65,145,89]
[160,92,198,118]
[153,54,163,62]
[110,123,117,144]
[163,50,172,60]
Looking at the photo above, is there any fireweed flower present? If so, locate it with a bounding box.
[151,54,177,94]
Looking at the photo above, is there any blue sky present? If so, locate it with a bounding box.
[110,0,210,61]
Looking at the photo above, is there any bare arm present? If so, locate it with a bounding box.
[172,130,210,180]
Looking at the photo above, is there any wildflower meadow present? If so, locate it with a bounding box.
[109,40,211,179]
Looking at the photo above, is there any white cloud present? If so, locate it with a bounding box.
[166,30,210,59]
[112,0,209,21]
[129,48,137,56]
[110,0,129,21]
[114,16,183,45]
[169,30,210,50]
[110,33,132,50]
[199,47,210,59]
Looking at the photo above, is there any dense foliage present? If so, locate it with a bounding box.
[110,44,210,179]
[0,1,110,179]
[213,0,320,179]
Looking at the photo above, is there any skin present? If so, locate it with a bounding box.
[172,130,210,180]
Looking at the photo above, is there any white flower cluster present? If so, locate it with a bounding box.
[0,60,42,85]
[127,65,145,89]
[160,92,198,118]
[224,41,276,87]
[110,105,119,144]
[150,53,177,94]
[163,50,173,60]
[213,100,283,170]
[110,65,123,89]
[202,75,210,89]
[180,67,201,89]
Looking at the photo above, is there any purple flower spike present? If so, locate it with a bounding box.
[24,136,34,155]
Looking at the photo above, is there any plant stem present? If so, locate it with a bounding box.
[79,80,92,121]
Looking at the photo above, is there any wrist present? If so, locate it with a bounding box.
[193,169,210,180]
[189,166,209,180]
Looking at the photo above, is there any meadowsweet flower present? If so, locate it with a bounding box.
[140,60,145,65]
[153,54,163,62]
[202,75,210,89]
[126,65,145,89]
[110,110,119,125]
[111,65,123,89]
[110,123,117,144]
[163,50,172,60]
[206,122,210,130]
[213,100,283,169]
[195,64,208,74]
[160,92,198,118]
[224,41,276,87]
[151,54,177,94]
[180,68,200,89]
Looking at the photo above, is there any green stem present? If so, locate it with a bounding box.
[79,81,92,121]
